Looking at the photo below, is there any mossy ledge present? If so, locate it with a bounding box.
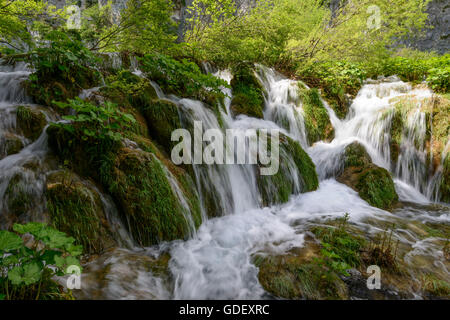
[299,87,334,144]
[46,123,195,246]
[257,133,319,206]
[45,170,116,254]
[16,106,47,141]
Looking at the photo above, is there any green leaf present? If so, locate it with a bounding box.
[13,222,46,237]
[8,266,24,285]
[22,262,42,285]
[0,230,23,252]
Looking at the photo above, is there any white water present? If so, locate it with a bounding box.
[77,66,448,300]
[0,59,448,299]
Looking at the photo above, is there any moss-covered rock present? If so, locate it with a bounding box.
[16,106,47,141]
[254,238,348,300]
[3,173,34,218]
[230,63,265,119]
[300,87,334,144]
[26,66,99,107]
[440,154,449,203]
[356,167,399,210]
[257,133,319,206]
[337,142,398,210]
[139,99,182,154]
[1,133,24,159]
[45,170,116,254]
[47,123,197,246]
[342,142,372,169]
[108,148,192,246]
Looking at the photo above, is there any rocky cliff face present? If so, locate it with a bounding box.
[408,0,449,54]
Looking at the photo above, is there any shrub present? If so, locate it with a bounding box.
[0,223,82,300]
[139,53,229,100]
[26,30,100,105]
[53,98,136,142]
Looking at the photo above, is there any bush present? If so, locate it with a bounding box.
[139,53,229,101]
[298,61,365,118]
[0,223,82,300]
[26,30,100,105]
[53,98,136,142]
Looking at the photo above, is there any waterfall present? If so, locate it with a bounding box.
[1,58,448,299]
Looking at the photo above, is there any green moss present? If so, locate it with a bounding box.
[357,166,399,209]
[47,123,198,246]
[337,143,398,210]
[283,135,319,192]
[343,142,372,169]
[300,88,334,144]
[255,254,348,300]
[45,170,116,254]
[440,154,450,203]
[421,274,450,298]
[388,109,403,164]
[3,133,24,157]
[108,148,192,246]
[16,106,47,141]
[230,63,265,119]
[257,134,319,206]
[139,99,182,154]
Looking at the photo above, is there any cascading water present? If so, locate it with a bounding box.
[1,58,448,299]
[76,65,447,299]
[0,61,132,244]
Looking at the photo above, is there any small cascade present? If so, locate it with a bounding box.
[0,61,32,105]
[255,65,309,148]
[395,108,429,194]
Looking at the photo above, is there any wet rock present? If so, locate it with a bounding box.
[300,87,335,144]
[74,248,173,300]
[45,170,117,254]
[254,236,349,300]
[337,142,398,210]
[16,106,47,141]
[140,99,182,154]
[0,133,24,159]
[257,133,319,206]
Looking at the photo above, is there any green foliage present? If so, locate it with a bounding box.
[82,0,178,53]
[426,66,450,93]
[140,53,229,100]
[0,0,63,53]
[299,61,365,118]
[26,30,100,105]
[0,223,82,300]
[365,227,399,270]
[313,214,365,276]
[365,53,450,92]
[53,98,136,142]
[230,63,265,118]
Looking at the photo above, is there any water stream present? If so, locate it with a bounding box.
[0,60,448,299]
